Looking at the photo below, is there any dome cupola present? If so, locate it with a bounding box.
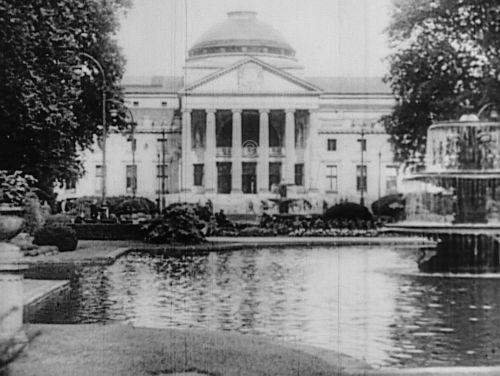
[188,11,296,60]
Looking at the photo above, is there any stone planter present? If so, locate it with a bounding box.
[0,213,28,358]
[0,215,24,242]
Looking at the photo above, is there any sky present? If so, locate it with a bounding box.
[117,0,393,78]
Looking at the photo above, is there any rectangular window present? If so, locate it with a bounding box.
[65,178,76,191]
[126,165,137,192]
[191,110,206,149]
[193,164,204,186]
[294,164,304,186]
[217,162,232,194]
[356,165,367,192]
[358,138,367,151]
[269,110,285,147]
[156,164,168,193]
[295,110,308,148]
[216,110,233,147]
[269,162,282,190]
[157,138,168,154]
[156,164,168,178]
[326,165,338,192]
[242,110,260,147]
[385,166,398,194]
[327,139,337,151]
[242,162,257,194]
[95,165,103,193]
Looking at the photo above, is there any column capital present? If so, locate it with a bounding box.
[232,109,242,115]
[259,109,270,115]
[182,108,192,115]
[285,109,295,115]
[206,109,216,115]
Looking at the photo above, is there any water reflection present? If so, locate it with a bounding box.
[29,246,500,367]
[388,276,500,367]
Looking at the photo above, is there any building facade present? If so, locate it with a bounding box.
[64,11,397,213]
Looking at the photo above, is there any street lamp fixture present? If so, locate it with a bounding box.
[78,52,107,205]
[477,103,499,120]
[108,100,137,198]
[353,121,368,206]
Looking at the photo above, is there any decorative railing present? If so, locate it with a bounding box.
[269,147,284,157]
[216,147,232,157]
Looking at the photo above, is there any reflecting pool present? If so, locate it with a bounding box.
[29,246,500,367]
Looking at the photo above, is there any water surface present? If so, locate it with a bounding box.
[30,246,500,367]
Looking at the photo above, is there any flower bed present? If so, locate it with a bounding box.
[71,224,144,240]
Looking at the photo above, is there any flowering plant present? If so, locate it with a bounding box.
[0,171,36,206]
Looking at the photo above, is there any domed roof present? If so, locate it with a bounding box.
[189,11,295,59]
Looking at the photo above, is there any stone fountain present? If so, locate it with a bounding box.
[388,111,500,272]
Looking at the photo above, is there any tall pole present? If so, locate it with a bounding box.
[378,149,382,201]
[102,89,107,205]
[161,127,166,210]
[157,152,161,212]
[79,52,107,205]
[360,127,365,206]
[131,120,136,198]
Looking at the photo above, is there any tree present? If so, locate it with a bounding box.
[0,0,131,194]
[384,0,500,162]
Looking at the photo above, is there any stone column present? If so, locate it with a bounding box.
[0,240,28,349]
[307,110,320,193]
[181,109,192,192]
[258,109,270,193]
[232,110,242,193]
[284,109,295,185]
[205,109,216,193]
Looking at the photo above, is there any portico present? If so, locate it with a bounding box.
[179,51,322,210]
[181,105,317,198]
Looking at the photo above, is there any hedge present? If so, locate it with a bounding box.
[71,224,144,240]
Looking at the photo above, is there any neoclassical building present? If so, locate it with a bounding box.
[65,11,397,213]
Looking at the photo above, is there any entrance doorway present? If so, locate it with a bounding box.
[242,162,257,194]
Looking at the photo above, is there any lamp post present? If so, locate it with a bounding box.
[109,100,137,198]
[359,125,366,206]
[157,112,182,212]
[161,126,166,211]
[79,52,107,205]
[378,148,382,202]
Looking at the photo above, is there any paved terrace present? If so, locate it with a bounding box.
[24,236,435,265]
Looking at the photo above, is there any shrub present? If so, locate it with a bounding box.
[72,196,157,216]
[71,224,143,240]
[33,224,78,252]
[144,204,206,244]
[23,192,45,235]
[45,213,73,226]
[323,202,373,221]
[239,227,275,237]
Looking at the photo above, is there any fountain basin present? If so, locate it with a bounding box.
[394,119,500,272]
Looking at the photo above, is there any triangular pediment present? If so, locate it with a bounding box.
[181,57,322,95]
